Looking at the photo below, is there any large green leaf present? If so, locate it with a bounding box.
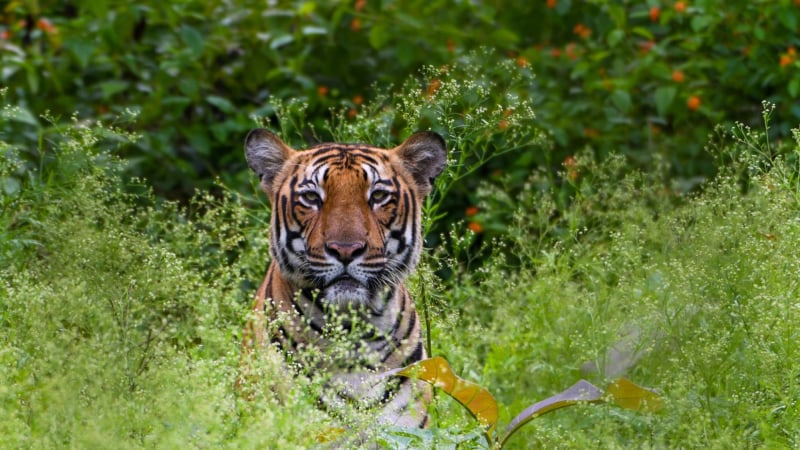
[654,86,677,118]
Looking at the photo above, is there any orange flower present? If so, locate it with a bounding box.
[498,119,509,130]
[355,0,367,11]
[563,156,579,181]
[353,95,364,105]
[426,78,442,98]
[447,38,456,53]
[317,85,329,97]
[546,0,557,8]
[780,47,797,67]
[36,18,57,34]
[467,221,484,233]
[550,47,562,58]
[350,17,361,32]
[573,23,591,39]
[465,206,479,217]
[674,1,686,13]
[347,108,357,119]
[565,42,579,60]
[671,70,685,82]
[0,30,9,39]
[516,56,530,67]
[638,40,655,55]
[687,95,701,110]
[649,6,660,22]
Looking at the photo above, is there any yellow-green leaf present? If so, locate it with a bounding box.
[393,357,499,440]
[606,377,664,412]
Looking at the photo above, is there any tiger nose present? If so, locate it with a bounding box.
[324,241,366,264]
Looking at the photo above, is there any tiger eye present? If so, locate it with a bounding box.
[370,190,390,203]
[300,191,321,204]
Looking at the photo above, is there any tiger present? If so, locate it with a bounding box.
[240,128,447,429]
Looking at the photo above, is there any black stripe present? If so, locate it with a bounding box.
[290,295,325,334]
[402,341,425,367]
[379,376,408,405]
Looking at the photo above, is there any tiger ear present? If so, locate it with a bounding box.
[244,128,295,196]
[394,131,447,196]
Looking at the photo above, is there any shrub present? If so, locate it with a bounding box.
[3,0,799,207]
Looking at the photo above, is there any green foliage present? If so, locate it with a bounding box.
[4,0,799,209]
[429,109,800,447]
[0,114,325,447]
[3,6,800,443]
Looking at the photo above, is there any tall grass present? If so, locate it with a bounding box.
[2,92,799,447]
[427,114,800,447]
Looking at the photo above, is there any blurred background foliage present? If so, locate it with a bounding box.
[2,0,800,226]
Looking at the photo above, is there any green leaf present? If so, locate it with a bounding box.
[690,16,714,32]
[607,29,625,47]
[301,26,327,36]
[206,95,234,113]
[270,34,294,50]
[631,26,654,40]
[6,106,38,126]
[369,24,390,50]
[789,78,800,99]
[180,25,205,56]
[654,86,677,117]
[610,89,632,113]
[2,176,21,195]
[65,39,96,69]
[779,10,798,32]
[491,28,519,47]
[100,80,129,100]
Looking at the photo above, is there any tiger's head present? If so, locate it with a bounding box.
[245,129,447,309]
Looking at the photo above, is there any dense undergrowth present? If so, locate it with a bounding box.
[2,92,800,447]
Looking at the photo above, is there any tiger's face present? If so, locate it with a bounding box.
[245,129,446,308]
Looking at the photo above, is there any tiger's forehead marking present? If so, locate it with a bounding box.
[295,144,394,182]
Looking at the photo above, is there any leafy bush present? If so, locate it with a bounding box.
[0,111,326,447]
[4,94,799,448]
[426,110,800,447]
[3,0,799,207]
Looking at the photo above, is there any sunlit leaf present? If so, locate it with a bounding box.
[315,427,345,443]
[606,377,664,412]
[390,357,499,442]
